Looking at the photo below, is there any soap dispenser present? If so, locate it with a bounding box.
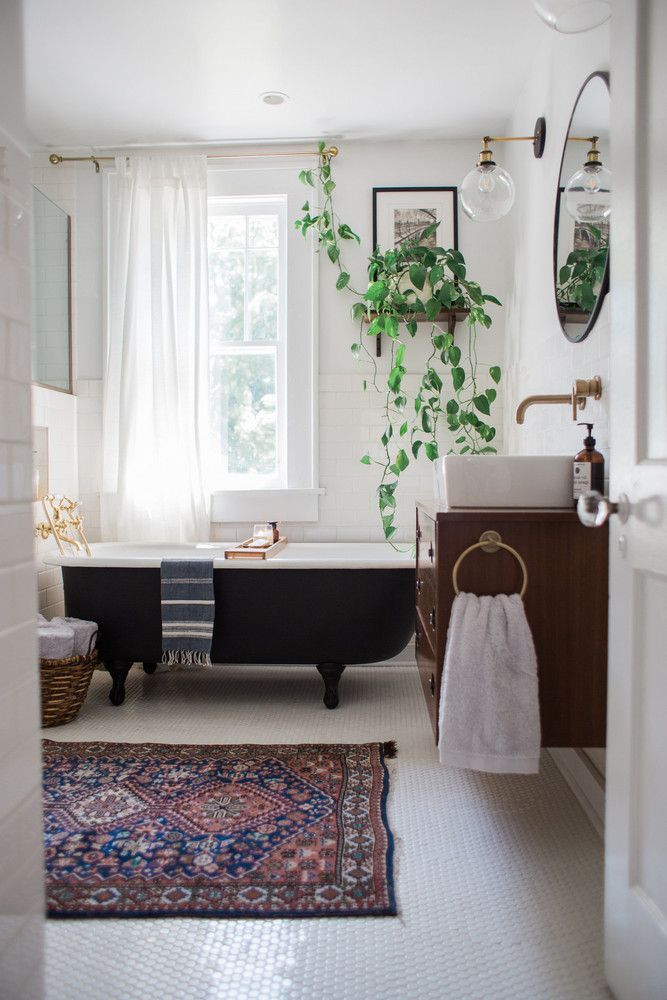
[572,423,604,502]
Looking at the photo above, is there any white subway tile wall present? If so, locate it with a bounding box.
[0,123,45,999]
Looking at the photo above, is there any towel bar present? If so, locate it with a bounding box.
[451,530,528,598]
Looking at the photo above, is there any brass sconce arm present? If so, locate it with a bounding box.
[515,376,602,424]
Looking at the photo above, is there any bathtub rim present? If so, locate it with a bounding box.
[43,540,415,571]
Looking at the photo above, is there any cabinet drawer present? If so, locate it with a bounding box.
[416,509,437,592]
[415,619,439,732]
[416,577,438,643]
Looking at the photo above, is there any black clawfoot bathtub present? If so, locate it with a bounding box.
[46,543,415,709]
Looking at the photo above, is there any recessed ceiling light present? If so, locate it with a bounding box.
[260,92,289,106]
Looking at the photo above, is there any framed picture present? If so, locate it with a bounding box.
[372,186,458,255]
[371,187,458,354]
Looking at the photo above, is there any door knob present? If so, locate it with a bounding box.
[577,490,629,527]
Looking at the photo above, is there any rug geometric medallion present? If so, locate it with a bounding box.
[43,740,397,918]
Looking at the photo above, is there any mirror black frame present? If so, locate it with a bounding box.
[553,70,610,343]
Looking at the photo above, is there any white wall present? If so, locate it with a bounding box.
[503,25,611,469]
[0,2,45,995]
[501,25,611,806]
[30,156,104,617]
[43,139,510,545]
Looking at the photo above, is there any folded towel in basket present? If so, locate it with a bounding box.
[38,623,75,661]
[438,592,541,774]
[52,617,98,657]
[161,559,215,666]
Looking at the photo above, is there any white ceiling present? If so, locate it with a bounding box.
[23,0,545,150]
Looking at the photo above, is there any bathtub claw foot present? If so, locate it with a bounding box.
[316,663,346,710]
[105,660,132,706]
[142,662,157,675]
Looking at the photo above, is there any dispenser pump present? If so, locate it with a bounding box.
[578,423,596,449]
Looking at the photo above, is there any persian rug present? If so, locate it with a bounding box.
[43,740,397,919]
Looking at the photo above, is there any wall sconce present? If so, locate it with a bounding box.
[564,136,611,224]
[533,0,610,33]
[460,117,546,222]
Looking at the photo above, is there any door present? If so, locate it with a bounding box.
[602,1,667,995]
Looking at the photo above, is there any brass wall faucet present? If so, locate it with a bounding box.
[515,376,602,424]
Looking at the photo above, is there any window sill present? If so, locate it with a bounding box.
[210,488,325,524]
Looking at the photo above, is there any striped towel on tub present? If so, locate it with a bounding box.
[160,560,215,666]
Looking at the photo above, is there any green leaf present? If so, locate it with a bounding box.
[395,449,409,472]
[446,399,459,414]
[409,263,427,290]
[412,440,423,458]
[428,264,444,288]
[448,345,462,366]
[425,298,440,322]
[301,201,309,211]
[327,243,340,263]
[473,394,491,415]
[447,260,466,279]
[388,366,404,392]
[406,319,418,337]
[336,271,350,290]
[482,294,502,306]
[384,524,397,540]
[365,280,389,302]
[559,265,571,284]
[489,365,501,384]
[360,454,371,465]
[351,343,361,357]
[455,436,466,444]
[394,394,407,411]
[414,397,422,413]
[481,446,498,454]
[424,441,439,461]
[421,408,432,433]
[352,302,367,321]
[420,222,439,241]
[385,316,399,339]
[460,445,471,454]
[485,387,497,403]
[399,421,408,437]
[451,366,466,391]
[395,342,406,366]
[323,179,336,196]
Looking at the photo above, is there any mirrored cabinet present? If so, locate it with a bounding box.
[31,186,72,392]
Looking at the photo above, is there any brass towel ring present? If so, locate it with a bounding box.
[452,531,528,598]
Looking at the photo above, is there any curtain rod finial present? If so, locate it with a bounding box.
[49,153,63,165]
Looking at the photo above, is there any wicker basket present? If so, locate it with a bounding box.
[40,651,97,728]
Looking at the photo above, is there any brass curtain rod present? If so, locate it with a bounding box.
[49,146,339,173]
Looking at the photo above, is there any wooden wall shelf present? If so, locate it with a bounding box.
[364,309,470,356]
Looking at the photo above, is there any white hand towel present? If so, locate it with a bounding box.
[52,616,98,657]
[38,623,75,661]
[438,593,541,774]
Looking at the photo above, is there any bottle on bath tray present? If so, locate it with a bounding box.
[572,423,604,504]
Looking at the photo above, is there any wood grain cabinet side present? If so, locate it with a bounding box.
[415,503,608,748]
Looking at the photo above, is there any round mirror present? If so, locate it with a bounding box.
[554,71,610,342]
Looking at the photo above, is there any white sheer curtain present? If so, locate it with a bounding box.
[102,155,211,542]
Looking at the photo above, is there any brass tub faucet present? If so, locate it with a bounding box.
[515,376,602,424]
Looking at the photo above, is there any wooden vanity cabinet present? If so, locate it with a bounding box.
[415,502,608,747]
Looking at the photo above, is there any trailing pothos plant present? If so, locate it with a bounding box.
[295,143,503,542]
[556,227,609,313]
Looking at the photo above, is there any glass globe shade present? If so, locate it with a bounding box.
[460,163,515,222]
[533,0,610,33]
[460,163,514,222]
[565,162,612,224]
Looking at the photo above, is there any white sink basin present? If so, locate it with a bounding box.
[434,455,573,508]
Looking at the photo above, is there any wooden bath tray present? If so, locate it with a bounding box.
[224,536,288,560]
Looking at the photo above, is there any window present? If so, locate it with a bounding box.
[208,197,286,488]
[207,166,320,522]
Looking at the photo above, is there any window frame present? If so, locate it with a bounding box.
[207,162,322,523]
[208,194,287,490]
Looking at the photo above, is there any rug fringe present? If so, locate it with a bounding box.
[382,740,398,760]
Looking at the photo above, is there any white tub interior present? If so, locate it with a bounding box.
[43,541,415,570]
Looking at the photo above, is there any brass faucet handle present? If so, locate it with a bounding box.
[571,376,602,420]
